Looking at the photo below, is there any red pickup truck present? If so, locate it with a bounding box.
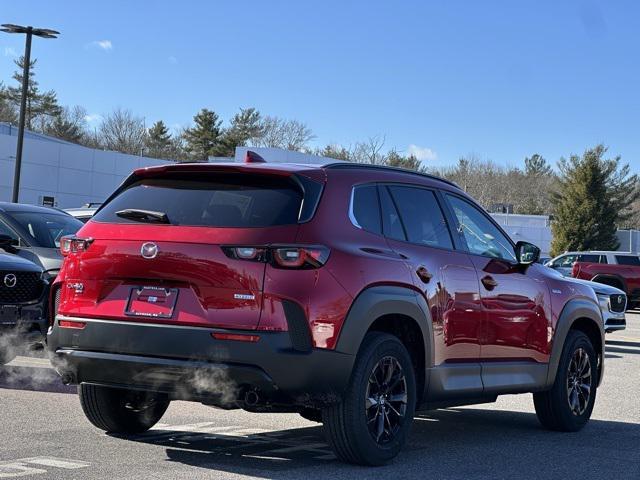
[572,261,640,308]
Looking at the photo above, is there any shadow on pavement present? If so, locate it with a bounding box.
[121,407,640,479]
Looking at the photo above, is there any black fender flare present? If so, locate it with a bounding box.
[546,298,604,388]
[335,285,434,395]
[589,274,628,294]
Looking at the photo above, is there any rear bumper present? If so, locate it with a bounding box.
[47,315,354,407]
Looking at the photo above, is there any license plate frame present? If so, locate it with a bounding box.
[125,286,179,319]
[0,305,19,325]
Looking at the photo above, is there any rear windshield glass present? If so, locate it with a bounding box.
[615,255,640,266]
[10,212,83,248]
[93,174,303,228]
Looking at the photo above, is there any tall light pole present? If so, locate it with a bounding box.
[0,24,59,203]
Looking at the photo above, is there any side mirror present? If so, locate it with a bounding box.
[515,241,540,266]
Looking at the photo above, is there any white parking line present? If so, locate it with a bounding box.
[6,357,51,368]
[0,457,89,478]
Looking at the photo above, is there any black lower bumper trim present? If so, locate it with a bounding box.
[48,317,355,407]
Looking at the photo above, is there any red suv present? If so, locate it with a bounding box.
[48,157,605,465]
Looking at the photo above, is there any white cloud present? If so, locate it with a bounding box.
[87,40,112,51]
[407,144,437,161]
[3,47,17,57]
[168,55,178,64]
[84,113,103,124]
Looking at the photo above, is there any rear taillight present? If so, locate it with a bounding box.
[60,235,94,256]
[272,246,329,269]
[222,245,330,269]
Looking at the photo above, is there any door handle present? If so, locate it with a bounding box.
[481,275,498,290]
[416,266,433,284]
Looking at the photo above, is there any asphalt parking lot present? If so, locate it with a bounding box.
[1,314,639,480]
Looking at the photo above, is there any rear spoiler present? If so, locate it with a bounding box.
[95,162,325,224]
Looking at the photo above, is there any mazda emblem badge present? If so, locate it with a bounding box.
[3,273,17,288]
[141,242,159,259]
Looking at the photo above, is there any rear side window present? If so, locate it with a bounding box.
[616,255,640,266]
[578,254,600,263]
[351,185,381,234]
[380,186,406,241]
[387,186,453,249]
[93,174,303,228]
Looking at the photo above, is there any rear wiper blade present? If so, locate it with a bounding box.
[115,209,170,224]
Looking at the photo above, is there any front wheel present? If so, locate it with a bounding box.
[79,384,170,434]
[533,330,597,432]
[322,332,416,466]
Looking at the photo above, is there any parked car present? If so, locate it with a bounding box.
[0,202,84,279]
[64,204,101,223]
[571,260,640,309]
[0,252,49,364]
[48,158,605,465]
[545,250,640,276]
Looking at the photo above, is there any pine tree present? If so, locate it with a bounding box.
[521,154,555,215]
[213,107,263,157]
[385,150,425,172]
[550,145,639,255]
[525,153,553,176]
[182,109,223,161]
[145,120,172,158]
[0,82,18,124]
[5,56,61,130]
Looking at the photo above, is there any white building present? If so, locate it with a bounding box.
[0,122,173,208]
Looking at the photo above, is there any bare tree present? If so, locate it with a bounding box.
[253,116,315,151]
[98,108,146,155]
[351,135,386,165]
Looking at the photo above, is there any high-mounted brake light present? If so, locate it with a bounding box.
[222,245,330,269]
[60,235,94,256]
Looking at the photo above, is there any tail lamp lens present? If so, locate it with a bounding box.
[60,235,94,256]
[273,246,330,269]
[222,245,330,269]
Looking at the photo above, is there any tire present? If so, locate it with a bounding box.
[79,384,170,434]
[322,332,417,466]
[534,330,597,432]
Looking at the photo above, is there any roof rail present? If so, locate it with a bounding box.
[323,162,459,188]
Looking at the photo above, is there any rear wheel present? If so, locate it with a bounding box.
[533,330,597,432]
[322,332,416,466]
[79,384,170,434]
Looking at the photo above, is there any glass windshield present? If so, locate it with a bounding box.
[11,212,83,248]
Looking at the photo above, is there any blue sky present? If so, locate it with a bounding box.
[2,0,639,170]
